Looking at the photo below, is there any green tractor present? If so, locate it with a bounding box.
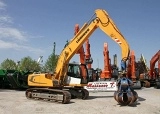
[0,69,32,89]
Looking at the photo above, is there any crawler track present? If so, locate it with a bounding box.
[25,88,71,104]
[67,88,89,99]
[81,88,89,99]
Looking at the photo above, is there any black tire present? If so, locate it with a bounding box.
[154,82,160,89]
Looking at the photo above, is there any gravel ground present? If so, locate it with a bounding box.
[0,87,160,114]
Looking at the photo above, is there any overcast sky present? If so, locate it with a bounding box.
[0,0,160,69]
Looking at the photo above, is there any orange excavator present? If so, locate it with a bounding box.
[100,43,120,81]
[134,50,160,89]
[149,50,160,79]
[75,24,97,81]
[85,39,99,81]
[126,50,143,89]
[127,50,136,80]
[100,42,111,81]
[26,9,130,104]
[75,24,85,65]
[74,24,87,80]
[149,50,160,88]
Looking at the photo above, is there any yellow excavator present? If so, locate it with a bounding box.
[26,9,130,104]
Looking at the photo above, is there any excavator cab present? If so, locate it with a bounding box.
[66,62,89,84]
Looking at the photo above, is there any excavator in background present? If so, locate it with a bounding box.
[148,50,160,88]
[74,24,97,82]
[74,24,88,82]
[85,39,97,81]
[100,42,112,81]
[149,50,160,80]
[126,50,142,89]
[99,43,120,81]
[135,54,151,88]
[26,9,130,104]
[132,50,160,89]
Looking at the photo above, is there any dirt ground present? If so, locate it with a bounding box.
[0,87,160,114]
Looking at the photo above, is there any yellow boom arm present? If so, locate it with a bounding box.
[53,9,130,86]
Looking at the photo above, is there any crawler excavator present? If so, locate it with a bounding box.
[100,44,119,81]
[147,50,160,88]
[75,24,98,82]
[134,51,160,89]
[126,50,142,89]
[26,9,130,104]
[100,42,112,81]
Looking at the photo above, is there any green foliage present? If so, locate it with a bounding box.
[43,53,58,73]
[18,56,41,71]
[0,58,17,70]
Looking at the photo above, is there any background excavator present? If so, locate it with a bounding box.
[100,42,111,81]
[126,50,160,89]
[26,9,130,104]
[75,24,98,82]
[142,50,160,88]
[125,50,142,89]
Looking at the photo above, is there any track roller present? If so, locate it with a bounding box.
[68,88,89,99]
[154,81,160,89]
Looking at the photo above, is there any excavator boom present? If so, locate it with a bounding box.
[100,42,111,80]
[53,9,130,86]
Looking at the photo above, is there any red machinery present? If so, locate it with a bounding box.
[74,24,87,81]
[85,39,98,81]
[74,24,96,81]
[135,50,160,89]
[127,50,136,81]
[148,50,160,88]
[149,50,160,79]
[100,42,111,80]
[75,24,85,65]
[126,50,143,89]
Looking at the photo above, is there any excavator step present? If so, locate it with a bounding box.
[25,88,71,104]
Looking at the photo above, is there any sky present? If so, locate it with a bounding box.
[0,0,160,69]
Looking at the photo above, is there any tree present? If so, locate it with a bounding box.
[0,58,17,70]
[19,56,41,71]
[43,53,59,73]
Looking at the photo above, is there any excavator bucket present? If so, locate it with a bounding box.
[114,78,138,105]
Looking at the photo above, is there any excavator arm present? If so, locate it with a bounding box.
[26,9,130,104]
[53,9,130,86]
[149,50,160,79]
[100,42,111,80]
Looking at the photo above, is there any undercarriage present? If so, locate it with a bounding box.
[25,87,89,104]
